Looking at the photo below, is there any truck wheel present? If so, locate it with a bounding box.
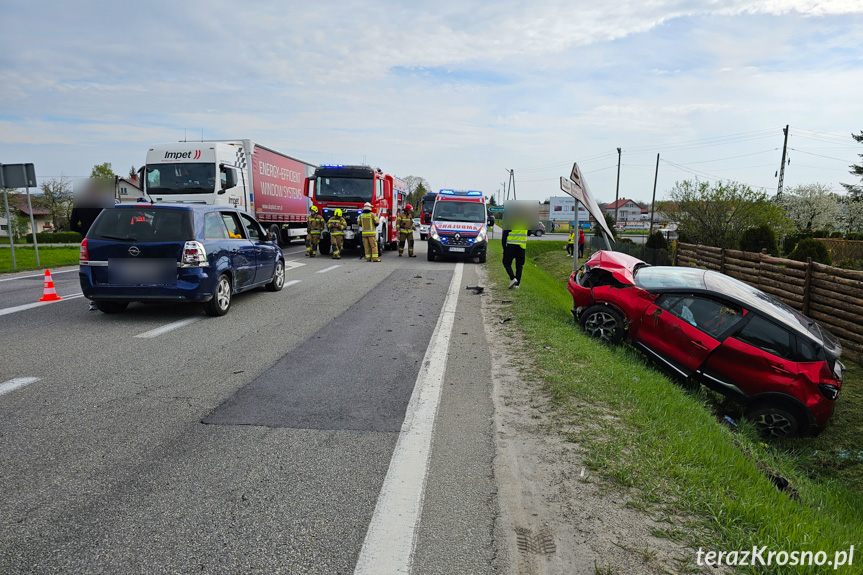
[204,274,232,317]
[269,225,284,247]
[319,240,331,256]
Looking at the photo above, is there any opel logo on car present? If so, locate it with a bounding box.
[128,246,140,257]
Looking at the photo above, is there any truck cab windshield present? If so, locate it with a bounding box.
[432,201,486,223]
[146,163,216,194]
[315,177,373,202]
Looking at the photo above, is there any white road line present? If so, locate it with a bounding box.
[134,316,203,339]
[0,293,84,317]
[283,260,306,272]
[354,262,463,575]
[0,377,40,397]
[317,265,340,274]
[0,269,78,283]
[284,280,301,288]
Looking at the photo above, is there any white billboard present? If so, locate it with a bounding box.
[548,196,587,222]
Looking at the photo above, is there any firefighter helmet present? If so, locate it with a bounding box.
[311,206,319,212]
[405,204,413,211]
[335,209,342,217]
[363,202,372,211]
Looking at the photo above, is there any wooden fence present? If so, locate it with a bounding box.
[675,243,863,364]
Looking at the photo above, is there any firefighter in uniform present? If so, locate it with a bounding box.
[328,208,347,259]
[359,202,381,262]
[396,204,416,257]
[306,206,326,257]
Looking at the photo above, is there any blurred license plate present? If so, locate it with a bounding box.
[108,258,177,285]
[448,247,465,253]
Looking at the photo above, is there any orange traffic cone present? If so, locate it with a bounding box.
[39,270,62,302]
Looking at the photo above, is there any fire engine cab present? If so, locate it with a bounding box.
[427,189,488,263]
[304,165,406,256]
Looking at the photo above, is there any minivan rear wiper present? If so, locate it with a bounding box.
[98,234,138,242]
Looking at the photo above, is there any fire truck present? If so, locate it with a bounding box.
[304,165,407,256]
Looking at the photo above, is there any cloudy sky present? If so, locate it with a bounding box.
[1,0,862,204]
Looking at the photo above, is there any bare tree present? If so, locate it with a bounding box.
[39,176,74,231]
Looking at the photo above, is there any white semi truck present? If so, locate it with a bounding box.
[142,140,316,245]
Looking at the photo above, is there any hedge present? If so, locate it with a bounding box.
[22,231,82,244]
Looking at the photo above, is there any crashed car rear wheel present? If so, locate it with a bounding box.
[579,304,625,345]
[745,404,801,439]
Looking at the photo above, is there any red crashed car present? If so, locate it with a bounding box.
[568,251,844,438]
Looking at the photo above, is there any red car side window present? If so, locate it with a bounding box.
[734,315,794,361]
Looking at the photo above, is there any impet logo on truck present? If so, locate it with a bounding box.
[164,150,202,160]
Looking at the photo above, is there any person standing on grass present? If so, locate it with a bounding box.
[501,227,527,289]
[566,230,574,257]
[578,229,585,258]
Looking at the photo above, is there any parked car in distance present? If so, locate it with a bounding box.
[567,251,844,438]
[527,222,545,237]
[79,203,285,316]
[414,217,429,240]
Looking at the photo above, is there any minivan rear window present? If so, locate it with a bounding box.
[89,208,194,242]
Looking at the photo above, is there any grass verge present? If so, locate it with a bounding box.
[0,246,80,273]
[487,239,863,574]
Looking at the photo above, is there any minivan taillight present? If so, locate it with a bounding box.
[182,241,208,267]
[79,238,89,263]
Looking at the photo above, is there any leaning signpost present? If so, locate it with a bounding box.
[560,162,615,272]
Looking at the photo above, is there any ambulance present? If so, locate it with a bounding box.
[427,189,488,263]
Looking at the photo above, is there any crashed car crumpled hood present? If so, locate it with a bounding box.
[586,251,646,285]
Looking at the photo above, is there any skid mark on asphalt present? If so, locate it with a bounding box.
[134,316,203,339]
[202,269,453,432]
[0,377,40,397]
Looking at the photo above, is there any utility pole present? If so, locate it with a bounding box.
[501,182,507,203]
[649,153,659,235]
[505,169,517,201]
[777,124,789,199]
[613,147,622,223]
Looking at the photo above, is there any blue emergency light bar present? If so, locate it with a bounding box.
[438,189,484,196]
[321,164,344,168]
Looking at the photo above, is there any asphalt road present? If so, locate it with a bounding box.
[0,239,498,574]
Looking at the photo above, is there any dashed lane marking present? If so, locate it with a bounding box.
[0,377,40,397]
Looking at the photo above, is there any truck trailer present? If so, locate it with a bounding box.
[142,140,316,245]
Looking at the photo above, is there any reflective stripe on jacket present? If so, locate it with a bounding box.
[308,214,326,233]
[509,229,527,249]
[359,212,379,236]
[328,216,347,236]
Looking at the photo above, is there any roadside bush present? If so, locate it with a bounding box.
[782,230,813,255]
[644,231,668,251]
[618,237,634,245]
[788,238,832,265]
[22,231,82,244]
[676,230,691,244]
[846,232,863,241]
[830,231,844,238]
[837,259,863,271]
[738,224,778,255]
[812,229,829,238]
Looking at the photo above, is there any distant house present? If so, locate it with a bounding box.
[116,176,143,203]
[0,193,53,237]
[602,198,644,223]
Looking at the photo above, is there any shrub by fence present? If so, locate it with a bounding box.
[20,232,82,244]
[815,238,863,263]
[675,243,863,363]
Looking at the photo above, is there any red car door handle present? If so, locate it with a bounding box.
[692,341,708,351]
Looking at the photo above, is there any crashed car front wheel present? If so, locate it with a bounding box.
[745,404,801,439]
[579,304,625,345]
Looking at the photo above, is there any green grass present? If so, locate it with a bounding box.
[487,239,863,574]
[0,246,80,273]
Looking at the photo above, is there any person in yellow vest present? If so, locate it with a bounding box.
[566,230,574,257]
[328,209,347,259]
[359,202,381,262]
[396,204,416,257]
[306,206,326,257]
[502,227,527,289]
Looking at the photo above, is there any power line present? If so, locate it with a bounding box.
[788,148,856,162]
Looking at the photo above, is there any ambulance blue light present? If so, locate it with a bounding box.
[439,189,455,195]
[321,164,344,168]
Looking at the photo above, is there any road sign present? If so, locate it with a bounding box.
[488,206,504,213]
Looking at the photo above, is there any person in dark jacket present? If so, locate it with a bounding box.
[70,181,114,309]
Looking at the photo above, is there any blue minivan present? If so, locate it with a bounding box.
[79,204,285,316]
